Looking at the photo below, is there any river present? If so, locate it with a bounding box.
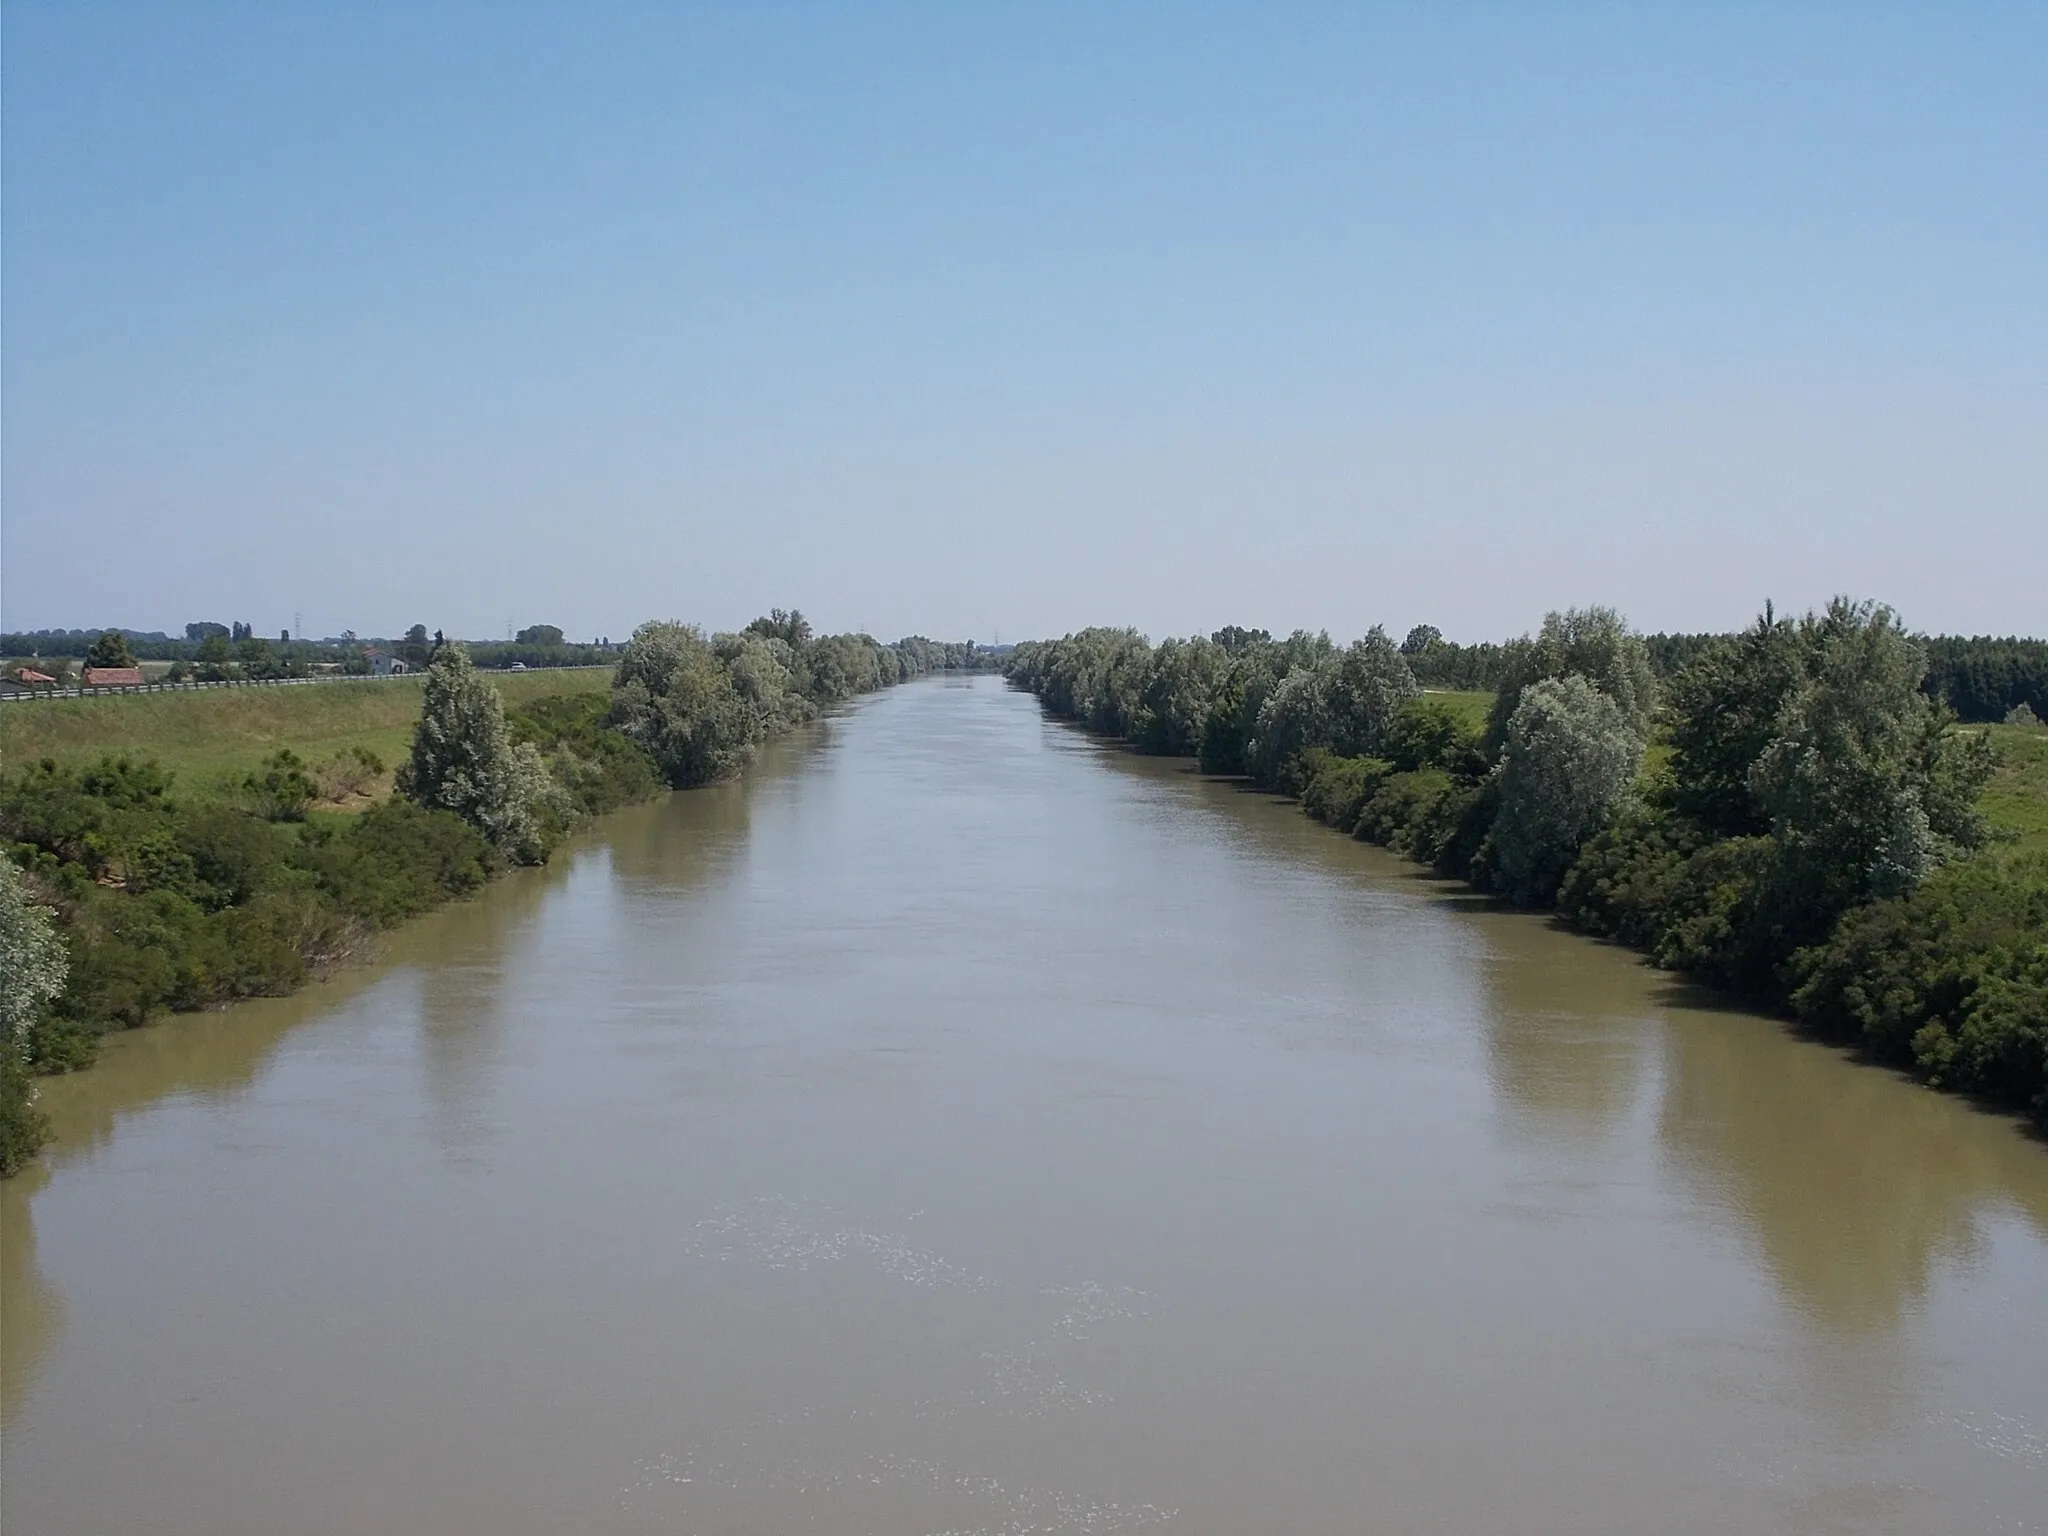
[4,674,2045,1534]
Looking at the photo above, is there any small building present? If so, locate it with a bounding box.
[83,667,145,688]
[13,668,57,686]
[367,650,407,676]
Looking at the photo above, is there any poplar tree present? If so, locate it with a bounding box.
[398,644,554,863]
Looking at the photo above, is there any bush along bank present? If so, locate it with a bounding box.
[1005,602,2045,1130]
[0,616,991,1173]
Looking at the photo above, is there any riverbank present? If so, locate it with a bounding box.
[1001,613,2048,1132]
[1286,721,2048,1126]
[2,627,996,1175]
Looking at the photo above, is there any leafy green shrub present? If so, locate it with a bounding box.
[1297,751,1392,833]
[1558,811,1710,950]
[301,799,495,929]
[1790,857,2048,1120]
[242,749,318,821]
[1646,836,1780,994]
[1355,769,1455,856]
[0,756,178,878]
[176,806,287,909]
[1384,698,1486,775]
[508,693,664,817]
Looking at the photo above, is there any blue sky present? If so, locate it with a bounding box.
[3,2,2042,643]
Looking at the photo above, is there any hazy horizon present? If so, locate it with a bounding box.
[4,4,2042,645]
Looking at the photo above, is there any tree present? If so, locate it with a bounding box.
[745,609,813,650]
[2,856,68,1174]
[515,624,565,647]
[397,644,555,862]
[1199,666,1254,774]
[1665,605,1809,836]
[1200,633,1325,776]
[186,621,229,642]
[1247,658,1337,792]
[236,635,284,680]
[718,629,811,725]
[1491,675,1644,904]
[1751,599,1993,937]
[1210,625,1272,656]
[1031,628,1152,737]
[194,632,233,679]
[401,624,432,669]
[609,622,762,787]
[1487,607,1657,750]
[84,630,136,669]
[1133,637,1229,756]
[1400,624,1442,656]
[1325,627,1419,757]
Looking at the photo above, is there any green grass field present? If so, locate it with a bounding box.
[1977,722,2048,854]
[1418,688,1492,732]
[0,669,613,803]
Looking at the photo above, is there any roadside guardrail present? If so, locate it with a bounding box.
[0,665,614,702]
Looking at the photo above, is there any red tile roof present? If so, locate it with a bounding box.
[83,667,145,687]
[15,668,57,684]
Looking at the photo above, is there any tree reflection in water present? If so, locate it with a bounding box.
[1656,979,2048,1336]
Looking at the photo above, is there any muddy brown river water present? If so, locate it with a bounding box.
[4,675,2046,1534]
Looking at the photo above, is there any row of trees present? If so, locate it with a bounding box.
[4,624,620,675]
[608,614,986,788]
[0,612,989,1171]
[17,624,2040,721]
[1378,626,2047,724]
[1007,601,2044,1126]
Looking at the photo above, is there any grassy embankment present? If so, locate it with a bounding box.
[0,669,613,804]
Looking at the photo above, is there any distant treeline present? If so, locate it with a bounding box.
[1400,628,2045,722]
[3,625,620,674]
[1005,604,2047,1131]
[1,613,994,1173]
[13,626,2037,719]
